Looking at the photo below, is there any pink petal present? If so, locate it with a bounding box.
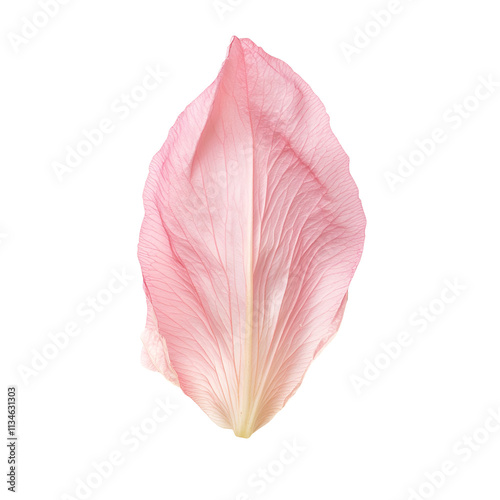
[138,37,366,437]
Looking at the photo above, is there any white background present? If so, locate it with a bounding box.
[1,0,500,499]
